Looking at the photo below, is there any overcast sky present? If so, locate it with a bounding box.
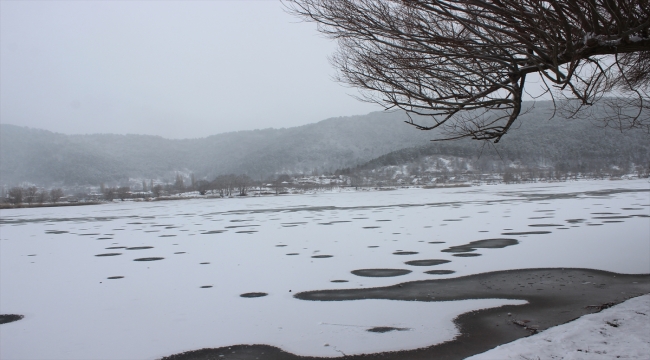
[0,0,382,139]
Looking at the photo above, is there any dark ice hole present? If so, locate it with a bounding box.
[405,259,451,266]
[501,231,552,235]
[240,292,268,298]
[200,286,213,289]
[106,246,126,249]
[0,314,24,324]
[133,257,164,261]
[351,269,412,277]
[95,253,122,257]
[107,276,124,279]
[331,280,349,283]
[393,251,419,255]
[442,238,518,253]
[367,327,409,333]
[453,253,481,257]
[312,255,333,258]
[126,246,153,250]
[424,270,455,275]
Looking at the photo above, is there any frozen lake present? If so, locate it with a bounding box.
[1,180,649,359]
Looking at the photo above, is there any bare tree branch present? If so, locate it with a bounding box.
[285,0,650,142]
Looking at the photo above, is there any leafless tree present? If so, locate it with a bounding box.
[49,188,64,203]
[36,190,48,204]
[286,0,650,142]
[152,184,163,198]
[116,186,130,201]
[25,186,38,205]
[8,187,23,205]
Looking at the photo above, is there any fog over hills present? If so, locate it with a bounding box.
[2,101,648,187]
[0,111,432,186]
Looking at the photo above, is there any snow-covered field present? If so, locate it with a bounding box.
[1,179,649,359]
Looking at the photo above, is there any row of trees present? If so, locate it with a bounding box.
[3,187,64,205]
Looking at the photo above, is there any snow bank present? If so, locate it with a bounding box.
[468,294,650,360]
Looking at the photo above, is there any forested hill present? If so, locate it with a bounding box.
[0,111,433,186]
[350,106,650,176]
[2,101,648,187]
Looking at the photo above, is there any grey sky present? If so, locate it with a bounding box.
[0,0,381,139]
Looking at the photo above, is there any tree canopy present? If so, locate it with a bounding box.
[286,0,650,142]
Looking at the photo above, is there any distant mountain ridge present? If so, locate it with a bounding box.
[2,101,648,186]
[0,111,433,186]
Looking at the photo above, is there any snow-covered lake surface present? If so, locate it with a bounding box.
[1,180,649,359]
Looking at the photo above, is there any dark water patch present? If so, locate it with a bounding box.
[126,246,153,250]
[0,314,24,324]
[528,216,553,219]
[353,217,369,219]
[318,223,333,225]
[45,230,68,234]
[442,238,518,253]
[557,227,570,229]
[226,225,260,229]
[133,257,164,261]
[330,220,352,224]
[281,222,307,225]
[106,246,126,249]
[174,252,186,254]
[632,214,650,218]
[428,241,445,244]
[200,262,210,264]
[367,326,409,333]
[363,226,380,229]
[425,270,456,275]
[240,292,267,298]
[453,253,482,257]
[78,233,100,236]
[622,207,643,210]
[443,219,462,221]
[236,231,257,234]
[528,224,563,227]
[393,251,418,255]
[592,215,631,219]
[282,225,297,227]
[376,220,391,222]
[202,230,226,234]
[566,219,586,223]
[144,230,160,233]
[107,276,124,279]
[591,212,620,215]
[603,220,625,223]
[368,246,379,248]
[311,255,333,258]
[331,280,348,283]
[127,222,144,225]
[405,259,451,266]
[159,235,176,237]
[200,286,213,289]
[286,253,299,256]
[151,224,174,227]
[351,269,412,277]
[587,223,604,226]
[96,237,113,240]
[95,253,121,257]
[275,245,287,247]
[502,231,552,235]
[27,254,36,256]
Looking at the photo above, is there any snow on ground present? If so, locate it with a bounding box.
[0,179,648,359]
[468,294,650,360]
